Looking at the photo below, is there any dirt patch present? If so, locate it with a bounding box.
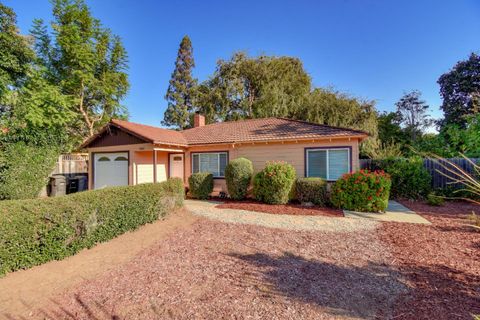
[0,209,197,319]
[215,199,343,217]
[380,201,480,319]
[31,217,404,319]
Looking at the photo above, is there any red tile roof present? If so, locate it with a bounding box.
[181,117,368,145]
[82,117,368,148]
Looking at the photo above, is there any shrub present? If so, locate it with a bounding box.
[426,192,445,206]
[225,157,253,200]
[295,177,328,206]
[0,179,184,276]
[253,161,296,204]
[188,172,213,199]
[331,170,391,212]
[0,142,59,200]
[365,157,431,199]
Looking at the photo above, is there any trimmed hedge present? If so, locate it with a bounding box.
[253,161,296,204]
[188,172,213,199]
[0,178,184,276]
[0,142,59,200]
[225,157,253,200]
[295,177,328,206]
[331,170,391,212]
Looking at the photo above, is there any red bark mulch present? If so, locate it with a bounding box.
[380,200,480,320]
[214,198,343,217]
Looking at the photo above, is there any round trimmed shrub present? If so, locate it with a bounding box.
[225,157,253,200]
[253,161,296,204]
[331,170,391,212]
[188,172,213,199]
[295,177,328,206]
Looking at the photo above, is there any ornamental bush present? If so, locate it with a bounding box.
[363,157,431,199]
[331,170,391,212]
[253,161,296,204]
[0,142,59,200]
[295,177,328,206]
[0,179,184,276]
[188,172,213,199]
[225,157,253,200]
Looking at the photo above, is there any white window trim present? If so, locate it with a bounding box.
[191,152,228,178]
[306,148,351,181]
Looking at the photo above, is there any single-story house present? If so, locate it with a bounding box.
[81,114,368,193]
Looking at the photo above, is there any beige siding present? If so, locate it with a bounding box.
[134,151,168,184]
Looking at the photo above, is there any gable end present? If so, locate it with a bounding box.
[88,125,148,148]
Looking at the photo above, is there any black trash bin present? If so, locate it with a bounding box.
[75,175,88,192]
[50,174,66,197]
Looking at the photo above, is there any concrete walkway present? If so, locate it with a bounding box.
[343,200,431,224]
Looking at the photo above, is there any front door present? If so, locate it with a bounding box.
[169,154,184,180]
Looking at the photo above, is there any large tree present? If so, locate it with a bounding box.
[0,3,34,102]
[395,90,432,142]
[197,52,311,122]
[438,52,480,128]
[163,35,197,129]
[30,0,129,139]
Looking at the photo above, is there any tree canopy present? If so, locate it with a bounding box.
[394,90,432,142]
[438,53,480,128]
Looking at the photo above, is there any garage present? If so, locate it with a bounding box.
[93,152,129,189]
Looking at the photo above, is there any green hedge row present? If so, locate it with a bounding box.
[0,142,59,200]
[253,161,296,204]
[0,178,184,276]
[188,172,213,199]
[295,177,328,206]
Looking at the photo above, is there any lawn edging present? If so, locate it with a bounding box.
[0,178,184,276]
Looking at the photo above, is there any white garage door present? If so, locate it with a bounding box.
[94,152,129,189]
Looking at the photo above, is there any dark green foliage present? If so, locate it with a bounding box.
[225,157,253,200]
[253,161,296,204]
[438,52,480,128]
[331,170,391,213]
[295,177,328,206]
[0,3,34,97]
[188,172,213,199]
[163,36,197,129]
[0,179,184,276]
[0,142,59,200]
[369,157,432,199]
[426,192,445,206]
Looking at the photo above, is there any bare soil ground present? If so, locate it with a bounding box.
[215,199,343,217]
[0,209,197,319]
[380,201,480,320]
[28,217,403,319]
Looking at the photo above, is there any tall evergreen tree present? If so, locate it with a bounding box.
[163,35,197,129]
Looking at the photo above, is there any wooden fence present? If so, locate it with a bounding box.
[360,158,479,190]
[51,153,89,175]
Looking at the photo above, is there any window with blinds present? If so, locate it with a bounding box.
[191,152,228,178]
[306,148,350,180]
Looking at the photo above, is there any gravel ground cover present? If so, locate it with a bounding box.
[214,198,343,217]
[380,201,480,319]
[187,200,377,233]
[34,216,405,319]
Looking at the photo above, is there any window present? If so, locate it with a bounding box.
[306,148,350,180]
[114,156,128,161]
[192,152,228,178]
[97,156,110,162]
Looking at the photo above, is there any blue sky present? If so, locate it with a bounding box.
[5,0,480,127]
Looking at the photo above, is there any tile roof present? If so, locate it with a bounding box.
[180,117,368,145]
[109,119,188,146]
[83,117,368,148]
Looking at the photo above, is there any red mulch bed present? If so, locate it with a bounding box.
[380,200,480,320]
[213,198,343,217]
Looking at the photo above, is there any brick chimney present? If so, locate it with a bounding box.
[193,113,205,128]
